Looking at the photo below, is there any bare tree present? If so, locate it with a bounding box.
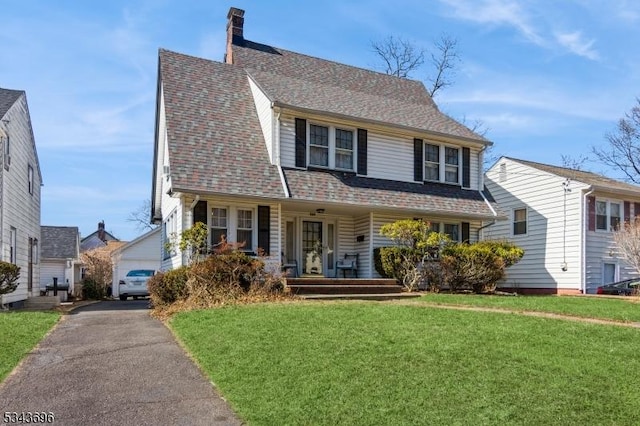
[592,98,640,184]
[560,154,589,171]
[613,217,640,279]
[425,34,460,98]
[372,33,459,98]
[127,199,156,232]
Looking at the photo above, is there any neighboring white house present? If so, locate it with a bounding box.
[0,87,42,305]
[40,226,81,296]
[151,7,503,278]
[111,227,161,297]
[485,157,640,294]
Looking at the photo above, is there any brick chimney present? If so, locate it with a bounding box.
[225,7,245,64]
[98,221,106,242]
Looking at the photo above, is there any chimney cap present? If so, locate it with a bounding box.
[227,7,245,19]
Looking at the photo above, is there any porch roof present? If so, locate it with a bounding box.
[282,168,502,219]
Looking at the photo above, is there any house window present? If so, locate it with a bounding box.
[28,165,34,195]
[10,227,17,264]
[422,142,460,185]
[596,201,607,230]
[424,144,440,181]
[33,238,39,264]
[308,123,355,171]
[444,147,459,184]
[610,202,621,230]
[335,129,353,170]
[513,208,527,235]
[3,133,9,170]
[428,221,441,234]
[309,124,329,167]
[596,200,622,232]
[236,209,253,251]
[444,223,459,241]
[163,211,177,259]
[211,207,228,247]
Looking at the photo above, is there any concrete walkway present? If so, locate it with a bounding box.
[0,301,241,426]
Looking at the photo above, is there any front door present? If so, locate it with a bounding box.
[302,221,323,276]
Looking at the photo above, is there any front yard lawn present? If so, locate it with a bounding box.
[0,311,60,382]
[170,302,640,425]
[418,293,640,322]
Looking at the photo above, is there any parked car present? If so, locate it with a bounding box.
[596,279,640,296]
[118,269,155,301]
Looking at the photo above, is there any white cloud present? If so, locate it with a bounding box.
[555,31,598,60]
[438,0,544,45]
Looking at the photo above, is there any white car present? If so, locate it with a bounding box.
[118,269,155,301]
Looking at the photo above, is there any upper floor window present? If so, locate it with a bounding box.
[163,211,177,259]
[28,165,34,195]
[513,208,527,235]
[596,200,621,232]
[3,132,9,170]
[423,142,460,185]
[308,123,354,171]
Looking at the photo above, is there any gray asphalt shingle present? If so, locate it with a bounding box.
[41,226,79,259]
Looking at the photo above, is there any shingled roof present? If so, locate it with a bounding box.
[282,168,502,219]
[507,157,640,195]
[232,39,487,143]
[41,226,80,259]
[159,49,284,198]
[0,88,24,119]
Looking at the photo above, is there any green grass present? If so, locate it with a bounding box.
[171,302,640,425]
[0,311,60,382]
[418,293,640,322]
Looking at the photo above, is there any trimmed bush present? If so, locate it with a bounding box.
[147,266,190,307]
[441,241,524,293]
[0,261,20,298]
[81,278,105,300]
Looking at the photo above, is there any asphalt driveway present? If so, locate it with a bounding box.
[0,301,241,426]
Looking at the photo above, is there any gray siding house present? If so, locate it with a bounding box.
[151,8,502,277]
[40,226,81,296]
[0,88,42,305]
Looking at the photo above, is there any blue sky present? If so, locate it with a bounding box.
[2,0,640,241]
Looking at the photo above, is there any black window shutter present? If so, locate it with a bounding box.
[295,118,307,168]
[357,128,367,175]
[462,147,471,188]
[257,205,270,255]
[414,138,423,182]
[193,200,207,225]
[461,222,470,243]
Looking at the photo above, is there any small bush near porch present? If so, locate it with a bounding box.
[0,311,60,382]
[377,219,523,292]
[170,302,640,425]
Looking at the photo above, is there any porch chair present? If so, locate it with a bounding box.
[281,252,298,278]
[335,253,358,278]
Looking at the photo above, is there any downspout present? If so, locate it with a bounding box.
[581,187,594,294]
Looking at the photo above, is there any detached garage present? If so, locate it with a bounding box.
[111,227,161,298]
[40,226,81,297]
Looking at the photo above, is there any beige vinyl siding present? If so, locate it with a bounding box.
[279,116,297,168]
[485,159,587,291]
[354,215,370,278]
[40,261,65,292]
[367,132,414,182]
[248,77,274,164]
[1,94,41,304]
[336,216,355,262]
[469,146,480,190]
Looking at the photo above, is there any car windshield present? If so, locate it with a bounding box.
[126,270,154,277]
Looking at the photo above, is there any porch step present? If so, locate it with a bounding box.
[287,278,403,296]
[22,295,60,310]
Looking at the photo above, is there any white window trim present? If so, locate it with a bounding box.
[307,121,356,172]
[512,207,528,237]
[164,210,178,259]
[424,141,461,185]
[10,226,17,264]
[595,199,622,232]
[28,164,34,195]
[210,204,258,252]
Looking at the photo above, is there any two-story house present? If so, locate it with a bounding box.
[0,88,42,305]
[485,157,640,294]
[151,7,502,278]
